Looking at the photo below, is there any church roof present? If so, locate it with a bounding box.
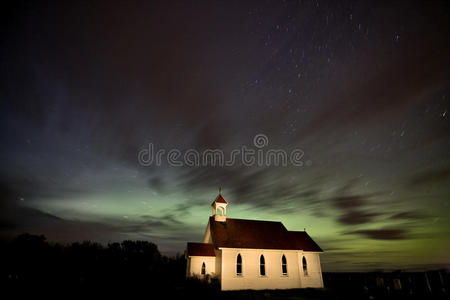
[208,217,323,252]
[211,194,228,206]
[186,242,216,257]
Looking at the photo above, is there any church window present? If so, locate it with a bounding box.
[282,255,287,275]
[302,256,308,276]
[236,254,242,275]
[260,255,266,276]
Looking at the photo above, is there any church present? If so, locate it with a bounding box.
[185,191,324,291]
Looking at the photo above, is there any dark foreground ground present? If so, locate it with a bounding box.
[1,234,448,299]
[6,272,447,299]
[4,274,448,300]
[184,270,449,300]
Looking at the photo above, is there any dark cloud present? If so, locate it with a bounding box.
[176,165,328,214]
[148,176,166,193]
[0,171,89,203]
[0,175,198,250]
[0,203,121,244]
[333,195,368,209]
[139,213,182,226]
[337,210,381,225]
[296,189,321,199]
[408,167,450,186]
[310,210,329,218]
[168,201,206,218]
[0,178,67,230]
[0,199,199,253]
[347,229,409,240]
[331,190,431,226]
[389,211,428,221]
[177,166,277,209]
[330,191,386,225]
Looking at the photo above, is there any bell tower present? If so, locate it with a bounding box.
[211,187,228,222]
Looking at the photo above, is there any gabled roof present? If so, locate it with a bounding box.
[211,194,228,206]
[186,242,216,257]
[208,217,323,252]
[285,231,323,252]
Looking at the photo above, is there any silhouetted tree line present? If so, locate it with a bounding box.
[0,233,199,296]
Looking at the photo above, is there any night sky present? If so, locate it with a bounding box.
[1,0,449,272]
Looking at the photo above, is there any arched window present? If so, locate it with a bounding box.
[282,255,287,275]
[201,262,206,275]
[260,255,266,276]
[217,206,223,215]
[236,254,242,276]
[302,256,308,276]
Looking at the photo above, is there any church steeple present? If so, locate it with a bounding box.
[211,187,228,222]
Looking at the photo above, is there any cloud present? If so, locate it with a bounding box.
[177,166,275,208]
[148,176,166,193]
[175,165,329,215]
[388,211,428,221]
[0,199,201,254]
[0,170,89,202]
[330,190,385,225]
[337,210,381,225]
[333,195,368,209]
[346,229,409,240]
[0,203,122,244]
[331,191,430,226]
[408,167,450,186]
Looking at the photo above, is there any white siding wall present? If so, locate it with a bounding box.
[214,249,222,278]
[187,256,216,277]
[300,252,324,288]
[220,248,323,291]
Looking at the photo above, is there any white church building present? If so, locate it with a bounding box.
[185,192,324,291]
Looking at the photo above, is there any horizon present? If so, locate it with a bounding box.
[2,231,448,274]
[1,0,449,273]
